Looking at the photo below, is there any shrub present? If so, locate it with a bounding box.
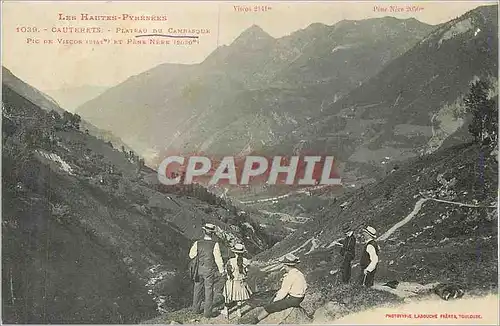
[61,111,81,130]
[465,80,498,145]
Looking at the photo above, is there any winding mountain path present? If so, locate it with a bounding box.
[183,198,498,324]
[379,197,497,241]
[237,185,329,205]
[378,198,429,241]
[256,197,497,269]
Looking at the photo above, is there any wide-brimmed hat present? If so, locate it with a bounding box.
[232,243,246,254]
[281,253,300,266]
[363,226,377,238]
[202,223,216,233]
[342,224,352,233]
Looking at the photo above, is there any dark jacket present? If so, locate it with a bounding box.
[360,239,380,270]
[197,239,216,270]
[340,234,356,260]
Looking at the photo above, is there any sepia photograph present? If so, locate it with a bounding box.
[1,1,499,324]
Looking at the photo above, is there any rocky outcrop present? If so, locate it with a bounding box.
[313,301,350,323]
[261,306,312,324]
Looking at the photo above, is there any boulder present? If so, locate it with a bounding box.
[236,307,263,324]
[301,292,324,314]
[260,306,312,324]
[373,281,439,298]
[313,301,350,323]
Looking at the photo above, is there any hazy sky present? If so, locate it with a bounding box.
[2,1,495,91]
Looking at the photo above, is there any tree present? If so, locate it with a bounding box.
[62,111,73,129]
[24,127,44,148]
[50,110,61,122]
[465,80,498,145]
[136,158,145,174]
[61,111,81,130]
[3,116,17,138]
[71,113,81,129]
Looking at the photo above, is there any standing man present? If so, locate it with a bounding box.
[340,225,356,283]
[189,223,225,318]
[360,226,380,287]
[249,254,307,324]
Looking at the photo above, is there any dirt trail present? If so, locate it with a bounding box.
[238,185,328,205]
[258,209,310,223]
[379,197,497,241]
[378,198,430,241]
[256,196,497,271]
[221,198,497,324]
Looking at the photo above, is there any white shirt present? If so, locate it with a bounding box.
[274,268,307,301]
[365,242,379,272]
[188,235,224,274]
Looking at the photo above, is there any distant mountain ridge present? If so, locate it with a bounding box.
[277,4,498,184]
[76,16,435,161]
[43,85,109,112]
[76,6,498,189]
[2,66,65,115]
[2,66,137,155]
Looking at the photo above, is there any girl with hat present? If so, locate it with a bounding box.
[222,243,252,318]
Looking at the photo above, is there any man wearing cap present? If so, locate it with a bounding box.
[360,226,380,287]
[340,225,356,283]
[250,254,307,324]
[189,223,225,318]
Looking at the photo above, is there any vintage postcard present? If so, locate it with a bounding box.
[1,0,499,324]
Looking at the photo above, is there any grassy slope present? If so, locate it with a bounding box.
[2,66,65,115]
[252,142,497,314]
[1,83,272,323]
[141,141,497,325]
[3,65,136,155]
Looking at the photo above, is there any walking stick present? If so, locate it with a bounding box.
[224,278,230,321]
[362,273,367,286]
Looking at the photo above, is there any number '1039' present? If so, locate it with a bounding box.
[16,27,39,33]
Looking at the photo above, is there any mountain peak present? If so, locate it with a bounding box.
[232,24,274,45]
[245,24,269,35]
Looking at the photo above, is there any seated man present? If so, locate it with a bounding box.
[251,254,307,324]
